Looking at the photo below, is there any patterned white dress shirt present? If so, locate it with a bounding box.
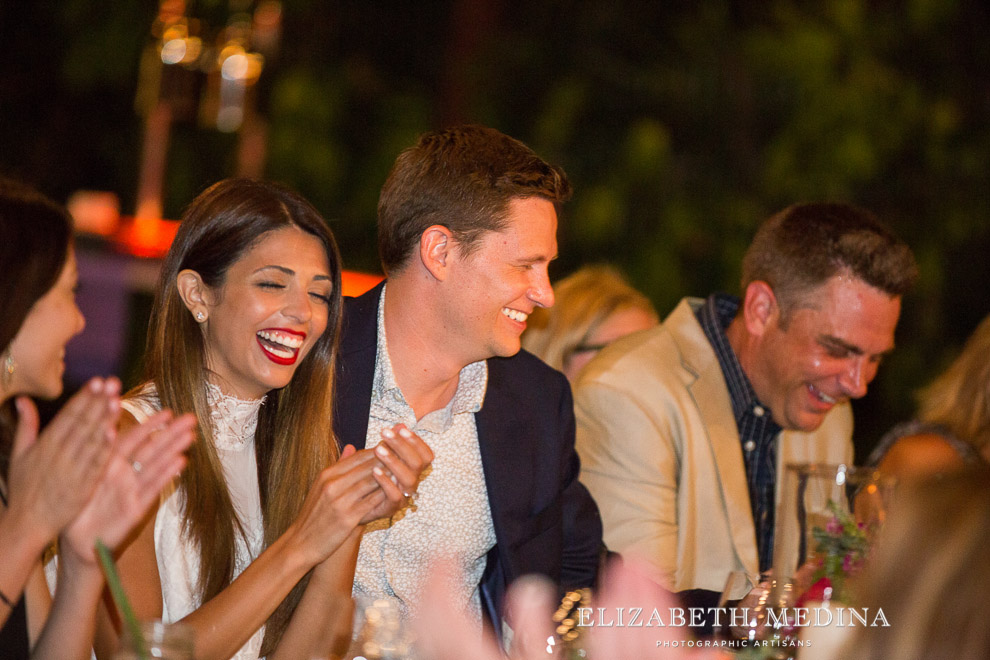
[353,285,496,627]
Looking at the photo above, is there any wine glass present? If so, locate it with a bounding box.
[717,570,780,644]
[114,620,194,660]
[347,596,415,660]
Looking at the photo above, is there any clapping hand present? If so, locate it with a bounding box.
[415,561,554,660]
[61,410,196,564]
[5,378,120,547]
[360,423,433,523]
[588,559,730,659]
[287,425,432,568]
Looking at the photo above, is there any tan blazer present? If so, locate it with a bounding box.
[574,297,853,595]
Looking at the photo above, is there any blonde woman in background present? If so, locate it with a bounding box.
[522,265,658,383]
[868,313,990,481]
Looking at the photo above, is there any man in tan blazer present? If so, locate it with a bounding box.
[574,203,917,603]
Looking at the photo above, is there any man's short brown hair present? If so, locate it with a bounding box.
[742,203,918,321]
[377,125,572,273]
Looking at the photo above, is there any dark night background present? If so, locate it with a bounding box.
[2,0,989,459]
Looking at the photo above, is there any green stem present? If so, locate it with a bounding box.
[96,539,148,660]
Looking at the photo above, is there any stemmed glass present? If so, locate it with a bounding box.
[716,571,789,659]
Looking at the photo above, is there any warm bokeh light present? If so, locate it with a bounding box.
[218,43,264,83]
[340,271,384,298]
[68,190,121,236]
[114,216,180,259]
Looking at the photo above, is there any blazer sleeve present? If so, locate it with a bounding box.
[555,377,605,590]
[574,377,681,586]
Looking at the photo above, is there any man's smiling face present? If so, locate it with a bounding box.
[750,274,901,432]
[442,196,558,364]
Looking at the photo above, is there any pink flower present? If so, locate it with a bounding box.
[842,554,863,573]
[826,517,843,535]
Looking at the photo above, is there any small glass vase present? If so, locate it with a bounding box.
[347,597,415,660]
[762,463,894,660]
[771,463,892,604]
[114,620,194,660]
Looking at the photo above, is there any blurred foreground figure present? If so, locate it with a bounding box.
[522,264,658,383]
[575,203,917,605]
[868,313,990,481]
[0,178,194,659]
[415,557,726,660]
[842,465,990,659]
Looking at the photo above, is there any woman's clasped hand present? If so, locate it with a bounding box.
[288,425,433,569]
[5,378,122,549]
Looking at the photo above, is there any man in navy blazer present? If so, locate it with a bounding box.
[332,125,602,639]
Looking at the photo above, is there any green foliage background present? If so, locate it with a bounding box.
[2,0,989,455]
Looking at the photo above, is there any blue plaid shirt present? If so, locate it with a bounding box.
[696,294,781,572]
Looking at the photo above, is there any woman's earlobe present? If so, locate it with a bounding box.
[177,269,210,322]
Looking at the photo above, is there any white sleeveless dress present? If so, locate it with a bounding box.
[123,383,267,660]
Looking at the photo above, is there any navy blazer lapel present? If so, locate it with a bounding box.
[475,355,533,620]
[475,364,511,532]
[475,357,539,546]
[333,282,384,451]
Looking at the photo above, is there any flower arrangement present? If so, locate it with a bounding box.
[807,498,872,604]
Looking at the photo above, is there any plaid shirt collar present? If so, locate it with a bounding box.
[696,293,778,429]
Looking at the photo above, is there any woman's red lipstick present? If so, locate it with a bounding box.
[256,328,306,366]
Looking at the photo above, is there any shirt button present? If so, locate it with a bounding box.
[753,405,765,417]
[744,440,756,452]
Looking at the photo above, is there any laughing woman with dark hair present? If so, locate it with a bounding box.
[0,178,195,659]
[98,179,432,660]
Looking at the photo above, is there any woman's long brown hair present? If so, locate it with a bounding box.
[0,179,72,478]
[135,178,342,654]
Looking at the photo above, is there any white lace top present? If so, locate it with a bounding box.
[123,382,267,660]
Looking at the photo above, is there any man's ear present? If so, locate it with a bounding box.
[740,280,779,337]
[176,269,212,323]
[419,225,454,281]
